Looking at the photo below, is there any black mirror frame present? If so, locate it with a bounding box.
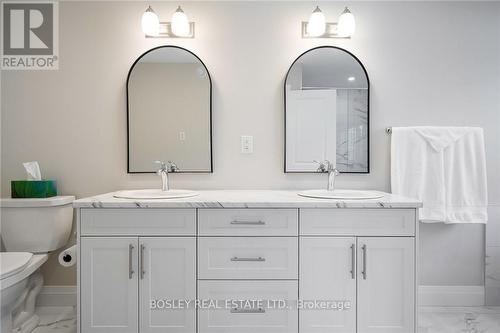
[283,45,370,174]
[126,45,213,174]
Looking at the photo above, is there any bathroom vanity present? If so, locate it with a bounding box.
[74,190,420,333]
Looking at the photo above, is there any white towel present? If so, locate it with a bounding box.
[391,126,488,224]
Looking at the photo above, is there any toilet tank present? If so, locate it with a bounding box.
[0,196,74,253]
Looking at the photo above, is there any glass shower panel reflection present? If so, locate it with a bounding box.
[336,89,368,172]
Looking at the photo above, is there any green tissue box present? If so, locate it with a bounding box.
[11,180,57,198]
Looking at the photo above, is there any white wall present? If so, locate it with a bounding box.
[1,1,499,287]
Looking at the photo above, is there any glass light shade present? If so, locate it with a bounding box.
[141,6,159,36]
[337,7,355,37]
[307,6,326,37]
[171,6,190,37]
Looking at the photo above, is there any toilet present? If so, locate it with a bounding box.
[0,196,74,333]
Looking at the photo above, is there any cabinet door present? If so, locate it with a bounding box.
[81,237,138,333]
[357,237,415,333]
[139,237,196,333]
[299,237,356,333]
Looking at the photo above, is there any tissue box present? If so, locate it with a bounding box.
[11,180,57,198]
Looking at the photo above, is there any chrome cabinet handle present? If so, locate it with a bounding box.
[230,256,266,262]
[230,220,265,225]
[140,244,145,279]
[230,308,265,314]
[350,244,355,279]
[361,244,367,280]
[129,244,135,279]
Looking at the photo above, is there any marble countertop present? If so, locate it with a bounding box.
[73,190,422,209]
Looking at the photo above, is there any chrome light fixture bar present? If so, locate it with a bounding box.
[152,21,195,38]
[142,5,195,38]
[301,21,347,39]
[302,6,356,39]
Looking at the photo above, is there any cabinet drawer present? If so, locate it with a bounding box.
[300,209,416,236]
[80,209,196,236]
[198,280,298,333]
[198,209,298,236]
[198,237,298,279]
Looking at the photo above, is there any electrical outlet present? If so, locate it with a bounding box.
[241,135,253,154]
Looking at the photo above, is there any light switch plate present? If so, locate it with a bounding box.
[241,135,253,154]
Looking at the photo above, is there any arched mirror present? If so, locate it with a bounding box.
[284,46,369,173]
[127,46,212,173]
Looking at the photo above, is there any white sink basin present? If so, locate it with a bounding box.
[113,189,199,200]
[298,189,385,200]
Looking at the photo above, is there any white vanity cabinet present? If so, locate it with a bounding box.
[80,237,139,333]
[196,208,300,333]
[356,237,415,333]
[299,237,357,333]
[76,191,420,333]
[139,237,196,333]
[299,209,416,333]
[79,209,197,333]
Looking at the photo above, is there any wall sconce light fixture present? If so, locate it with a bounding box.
[141,6,160,37]
[141,5,195,38]
[302,6,356,38]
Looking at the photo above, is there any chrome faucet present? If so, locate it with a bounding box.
[314,160,340,191]
[154,160,179,191]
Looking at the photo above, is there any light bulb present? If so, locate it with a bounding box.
[307,6,326,37]
[337,7,355,37]
[141,6,160,36]
[171,6,190,37]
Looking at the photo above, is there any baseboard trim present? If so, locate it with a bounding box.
[37,286,77,307]
[419,285,485,306]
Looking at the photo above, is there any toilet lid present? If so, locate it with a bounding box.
[0,252,33,280]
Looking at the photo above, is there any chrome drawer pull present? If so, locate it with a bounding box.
[140,244,146,279]
[361,244,367,280]
[230,220,266,225]
[350,244,355,279]
[128,244,135,279]
[230,256,266,262]
[231,307,265,314]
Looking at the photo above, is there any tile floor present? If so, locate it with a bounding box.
[30,306,76,333]
[418,306,500,333]
[31,306,500,333]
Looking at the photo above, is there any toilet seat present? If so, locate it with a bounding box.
[0,253,48,290]
[0,252,33,280]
